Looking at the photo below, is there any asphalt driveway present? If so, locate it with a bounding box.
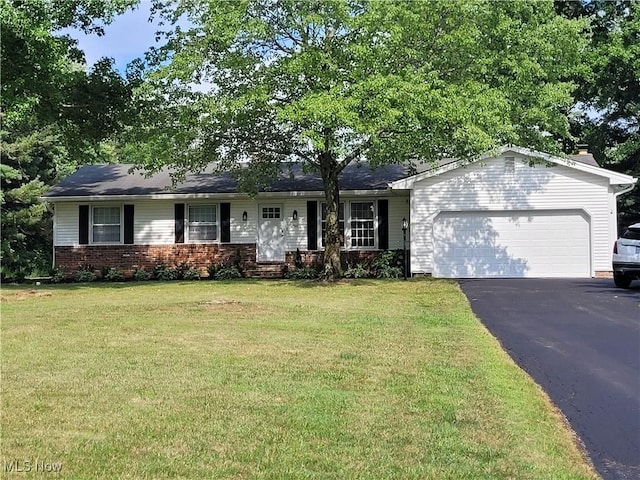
[458,278,639,480]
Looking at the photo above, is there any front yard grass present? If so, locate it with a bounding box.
[1,280,596,479]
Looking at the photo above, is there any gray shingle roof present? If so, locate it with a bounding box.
[43,150,601,199]
[568,153,599,167]
[44,162,410,198]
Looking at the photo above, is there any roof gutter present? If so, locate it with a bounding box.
[40,188,401,203]
[613,179,637,197]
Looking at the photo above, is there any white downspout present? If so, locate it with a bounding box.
[602,182,636,275]
[45,202,56,270]
[613,182,638,235]
[613,183,637,198]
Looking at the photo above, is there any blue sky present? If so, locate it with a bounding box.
[63,1,160,74]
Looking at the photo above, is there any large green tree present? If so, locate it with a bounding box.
[128,0,586,280]
[555,0,639,230]
[1,0,138,279]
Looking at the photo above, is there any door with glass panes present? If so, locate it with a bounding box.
[257,204,285,261]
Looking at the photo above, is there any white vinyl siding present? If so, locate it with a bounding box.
[409,156,612,276]
[53,203,79,246]
[230,199,258,244]
[388,196,410,250]
[134,201,174,244]
[54,201,175,246]
[51,196,411,251]
[283,199,310,251]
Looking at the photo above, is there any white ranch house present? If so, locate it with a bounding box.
[43,146,637,279]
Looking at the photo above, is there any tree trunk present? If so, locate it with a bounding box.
[319,152,342,281]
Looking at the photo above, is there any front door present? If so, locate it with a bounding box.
[257,204,285,262]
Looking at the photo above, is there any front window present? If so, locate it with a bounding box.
[350,201,375,248]
[92,206,121,243]
[188,204,217,242]
[321,202,345,247]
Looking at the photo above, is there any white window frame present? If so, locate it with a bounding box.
[349,200,377,249]
[318,200,378,250]
[91,205,122,244]
[187,204,218,243]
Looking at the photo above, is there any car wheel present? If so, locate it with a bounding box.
[614,274,632,288]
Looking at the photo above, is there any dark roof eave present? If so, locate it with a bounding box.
[41,187,399,202]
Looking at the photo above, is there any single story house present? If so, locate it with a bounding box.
[42,146,637,278]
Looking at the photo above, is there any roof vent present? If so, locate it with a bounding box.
[577,144,589,155]
[504,156,515,173]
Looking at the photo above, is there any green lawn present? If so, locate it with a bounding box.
[1,280,596,479]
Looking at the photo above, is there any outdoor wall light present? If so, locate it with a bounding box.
[401,217,408,232]
[292,210,298,221]
[242,211,248,222]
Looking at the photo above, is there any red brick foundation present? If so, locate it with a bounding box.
[54,245,398,278]
[284,249,383,270]
[594,271,613,278]
[55,244,257,278]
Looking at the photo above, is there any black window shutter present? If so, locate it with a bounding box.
[124,204,134,244]
[220,202,231,243]
[175,203,185,243]
[378,199,389,250]
[307,201,318,250]
[79,205,89,245]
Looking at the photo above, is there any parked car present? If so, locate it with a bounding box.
[612,223,640,288]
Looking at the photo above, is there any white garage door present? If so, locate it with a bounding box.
[433,210,590,278]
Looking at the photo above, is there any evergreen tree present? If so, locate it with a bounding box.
[1,0,138,279]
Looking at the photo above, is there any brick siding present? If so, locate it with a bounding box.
[594,270,613,278]
[284,249,384,270]
[54,245,398,278]
[55,244,257,278]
